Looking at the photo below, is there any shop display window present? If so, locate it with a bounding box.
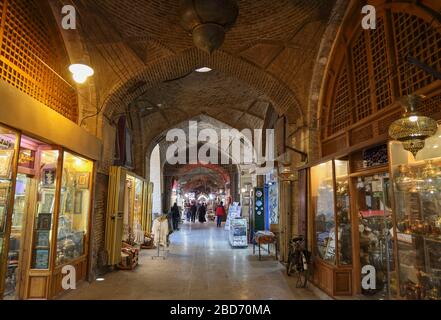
[122,175,145,244]
[56,152,93,266]
[123,175,134,242]
[390,126,441,300]
[0,128,96,299]
[311,161,336,265]
[356,173,396,298]
[0,126,19,293]
[4,174,28,298]
[31,149,59,269]
[134,178,143,231]
[335,160,352,265]
[311,160,352,266]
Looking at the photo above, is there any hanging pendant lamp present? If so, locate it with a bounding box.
[179,0,239,54]
[389,95,438,158]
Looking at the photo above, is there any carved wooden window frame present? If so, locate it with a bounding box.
[319,0,441,158]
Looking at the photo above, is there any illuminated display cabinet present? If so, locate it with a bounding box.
[309,160,352,296]
[0,123,95,300]
[390,126,441,300]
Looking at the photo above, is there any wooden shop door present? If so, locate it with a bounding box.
[105,167,127,266]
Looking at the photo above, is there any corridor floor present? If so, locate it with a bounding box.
[60,222,330,300]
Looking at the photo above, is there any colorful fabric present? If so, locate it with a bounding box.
[254,231,276,244]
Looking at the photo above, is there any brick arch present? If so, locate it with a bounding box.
[306,0,348,161]
[102,48,303,120]
[145,114,255,167]
[166,164,232,186]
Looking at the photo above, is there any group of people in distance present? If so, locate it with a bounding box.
[180,200,226,228]
[170,200,227,231]
[188,201,207,223]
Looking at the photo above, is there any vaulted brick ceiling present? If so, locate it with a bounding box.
[70,0,336,134]
[134,70,270,130]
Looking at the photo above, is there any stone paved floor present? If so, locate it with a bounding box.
[59,221,330,300]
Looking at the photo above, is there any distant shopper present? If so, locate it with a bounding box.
[216,202,226,228]
[198,203,207,223]
[171,203,180,231]
[190,202,197,223]
[185,201,191,221]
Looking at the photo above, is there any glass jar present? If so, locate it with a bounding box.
[422,160,441,192]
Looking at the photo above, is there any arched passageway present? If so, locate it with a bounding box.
[3,0,441,303]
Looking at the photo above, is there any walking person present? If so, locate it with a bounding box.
[198,203,207,223]
[171,202,180,231]
[190,202,197,223]
[216,202,226,228]
[185,201,191,221]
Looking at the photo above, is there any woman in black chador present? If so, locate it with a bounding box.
[198,203,207,223]
[171,203,180,231]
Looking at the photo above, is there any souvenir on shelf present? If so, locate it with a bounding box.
[0,149,14,179]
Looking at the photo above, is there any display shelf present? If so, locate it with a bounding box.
[390,128,441,300]
[229,218,248,248]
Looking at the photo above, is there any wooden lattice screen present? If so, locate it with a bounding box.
[369,17,392,111]
[329,66,352,135]
[393,11,441,96]
[325,3,441,139]
[0,0,78,122]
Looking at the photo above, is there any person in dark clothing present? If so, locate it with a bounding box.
[190,202,197,223]
[198,203,207,223]
[171,203,180,231]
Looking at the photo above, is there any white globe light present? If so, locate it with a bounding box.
[195,67,212,73]
[409,115,419,122]
[69,64,94,84]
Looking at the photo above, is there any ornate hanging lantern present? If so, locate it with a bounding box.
[389,95,438,158]
[179,0,239,54]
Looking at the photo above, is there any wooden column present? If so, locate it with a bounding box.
[278,171,296,262]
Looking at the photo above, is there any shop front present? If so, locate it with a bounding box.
[0,124,96,300]
[389,127,441,300]
[105,167,152,268]
[307,145,397,297]
[306,131,441,299]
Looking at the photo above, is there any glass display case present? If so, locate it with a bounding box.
[0,126,18,258]
[5,174,28,298]
[390,125,441,300]
[30,150,59,270]
[56,152,93,266]
[311,160,351,266]
[310,159,353,296]
[0,125,19,298]
[229,218,248,247]
[311,161,336,264]
[122,175,144,244]
[335,160,352,266]
[355,173,396,298]
[134,178,143,229]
